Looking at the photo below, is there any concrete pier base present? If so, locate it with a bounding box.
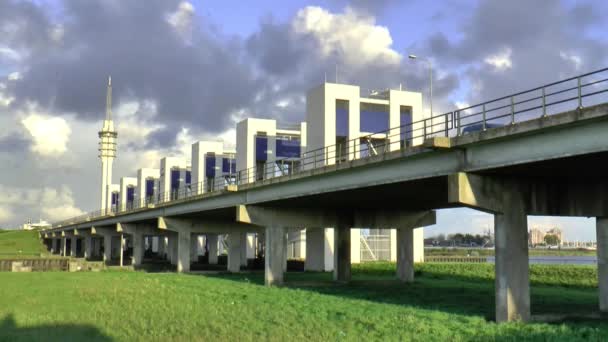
[177,231,191,273]
[597,217,608,312]
[227,232,243,273]
[333,225,351,282]
[207,234,218,264]
[265,226,286,286]
[494,201,530,322]
[396,227,414,282]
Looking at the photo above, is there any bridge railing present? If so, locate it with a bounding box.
[48,67,608,229]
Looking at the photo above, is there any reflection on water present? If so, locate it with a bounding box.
[486,256,597,265]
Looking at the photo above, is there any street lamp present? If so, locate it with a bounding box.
[408,54,433,116]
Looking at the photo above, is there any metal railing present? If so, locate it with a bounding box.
[49,67,608,229]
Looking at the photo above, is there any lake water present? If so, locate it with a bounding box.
[486,256,597,265]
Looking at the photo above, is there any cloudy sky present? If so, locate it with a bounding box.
[0,0,606,240]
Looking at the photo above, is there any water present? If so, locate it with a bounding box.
[486,256,597,265]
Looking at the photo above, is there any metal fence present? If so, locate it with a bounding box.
[50,67,608,229]
[360,231,392,262]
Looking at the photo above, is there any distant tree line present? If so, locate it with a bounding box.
[425,233,493,247]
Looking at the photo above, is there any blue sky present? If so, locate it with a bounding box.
[0,0,607,241]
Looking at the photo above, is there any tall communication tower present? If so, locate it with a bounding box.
[99,76,117,212]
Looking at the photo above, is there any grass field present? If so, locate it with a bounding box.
[0,263,606,341]
[0,230,51,259]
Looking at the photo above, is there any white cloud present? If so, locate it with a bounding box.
[7,71,21,81]
[21,112,71,156]
[559,51,582,70]
[292,6,401,67]
[484,47,512,70]
[0,206,13,224]
[0,185,84,223]
[114,100,164,148]
[166,1,195,41]
[0,46,21,61]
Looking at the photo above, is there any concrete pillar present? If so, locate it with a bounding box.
[169,235,178,265]
[333,225,351,282]
[350,228,361,264]
[62,238,67,257]
[396,227,414,282]
[305,228,325,271]
[70,237,77,257]
[414,227,425,263]
[265,226,286,286]
[190,234,198,264]
[207,234,218,264]
[103,234,112,264]
[119,233,125,267]
[158,236,166,259]
[177,231,191,273]
[597,217,608,312]
[84,236,92,260]
[132,231,143,266]
[240,233,249,267]
[494,202,530,322]
[227,232,243,273]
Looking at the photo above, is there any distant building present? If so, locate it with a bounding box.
[528,226,563,246]
[22,219,51,230]
[529,228,545,245]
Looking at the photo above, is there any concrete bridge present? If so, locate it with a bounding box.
[41,68,608,322]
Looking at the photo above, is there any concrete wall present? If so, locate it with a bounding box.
[159,157,189,202]
[136,168,160,207]
[119,177,137,212]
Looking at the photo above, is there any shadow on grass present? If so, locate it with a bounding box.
[0,314,113,342]
[200,264,602,325]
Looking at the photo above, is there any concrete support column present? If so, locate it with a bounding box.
[227,232,243,273]
[240,233,249,267]
[207,234,218,264]
[350,228,361,264]
[494,201,530,322]
[190,234,198,264]
[265,226,286,286]
[169,235,178,265]
[597,217,608,312]
[119,233,125,267]
[305,228,325,271]
[70,237,77,257]
[333,225,351,282]
[103,234,112,264]
[158,236,166,259]
[62,238,67,257]
[396,227,414,282]
[84,236,92,260]
[132,231,143,266]
[177,231,191,273]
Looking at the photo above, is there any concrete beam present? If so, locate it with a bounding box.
[447,172,504,213]
[237,205,342,228]
[353,210,436,229]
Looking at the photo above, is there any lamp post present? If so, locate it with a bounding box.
[408,54,433,116]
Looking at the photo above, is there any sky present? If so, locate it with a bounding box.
[0,0,606,240]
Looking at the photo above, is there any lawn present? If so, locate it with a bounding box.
[0,230,52,259]
[0,263,606,341]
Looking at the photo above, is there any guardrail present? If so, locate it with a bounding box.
[49,67,608,229]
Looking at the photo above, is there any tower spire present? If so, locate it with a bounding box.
[106,76,112,121]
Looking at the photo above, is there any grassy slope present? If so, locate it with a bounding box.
[0,230,49,259]
[0,263,606,341]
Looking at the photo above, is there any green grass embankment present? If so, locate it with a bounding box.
[0,262,605,341]
[0,230,51,259]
